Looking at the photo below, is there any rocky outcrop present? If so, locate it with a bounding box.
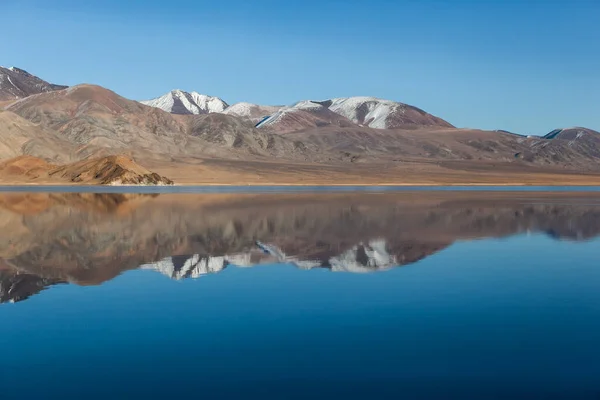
[0,154,173,185]
[49,155,174,185]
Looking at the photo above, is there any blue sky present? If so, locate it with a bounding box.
[1,0,599,134]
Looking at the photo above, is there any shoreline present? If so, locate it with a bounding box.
[0,182,600,189]
[1,179,600,187]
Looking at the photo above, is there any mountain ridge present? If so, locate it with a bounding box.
[142,90,455,132]
[140,89,229,115]
[2,67,600,185]
[0,66,67,101]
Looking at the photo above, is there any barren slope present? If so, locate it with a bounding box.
[0,67,67,101]
[0,110,75,162]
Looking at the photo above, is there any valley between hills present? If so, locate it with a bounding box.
[1,66,600,185]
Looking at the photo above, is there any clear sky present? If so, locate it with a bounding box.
[1,0,599,134]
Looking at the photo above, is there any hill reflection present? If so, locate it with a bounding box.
[2,191,600,303]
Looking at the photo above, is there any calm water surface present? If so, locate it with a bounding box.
[1,191,599,399]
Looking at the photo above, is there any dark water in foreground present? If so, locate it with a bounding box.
[1,191,599,399]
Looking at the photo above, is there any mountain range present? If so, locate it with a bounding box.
[1,66,600,185]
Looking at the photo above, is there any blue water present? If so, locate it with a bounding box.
[2,191,600,399]
[2,234,599,399]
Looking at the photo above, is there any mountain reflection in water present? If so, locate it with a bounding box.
[2,191,600,304]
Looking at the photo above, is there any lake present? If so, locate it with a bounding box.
[1,190,599,399]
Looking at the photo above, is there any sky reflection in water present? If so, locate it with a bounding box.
[1,191,599,399]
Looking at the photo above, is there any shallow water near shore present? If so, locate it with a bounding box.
[1,190,599,399]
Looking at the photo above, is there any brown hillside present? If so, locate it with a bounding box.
[0,110,75,162]
[49,155,174,185]
[0,154,173,185]
[0,155,55,180]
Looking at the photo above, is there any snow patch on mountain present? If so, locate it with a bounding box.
[255,96,393,129]
[256,239,396,273]
[328,97,401,129]
[0,66,67,101]
[189,92,228,113]
[141,238,401,282]
[329,239,396,273]
[293,100,325,111]
[140,90,229,115]
[255,107,295,128]
[255,96,450,130]
[543,127,600,141]
[222,102,257,118]
[254,100,327,128]
[141,253,252,280]
[222,102,281,123]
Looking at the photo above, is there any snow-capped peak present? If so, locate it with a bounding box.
[140,238,399,282]
[329,239,397,273]
[189,91,228,113]
[327,97,404,129]
[254,96,393,129]
[140,90,229,115]
[255,239,397,273]
[255,96,452,130]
